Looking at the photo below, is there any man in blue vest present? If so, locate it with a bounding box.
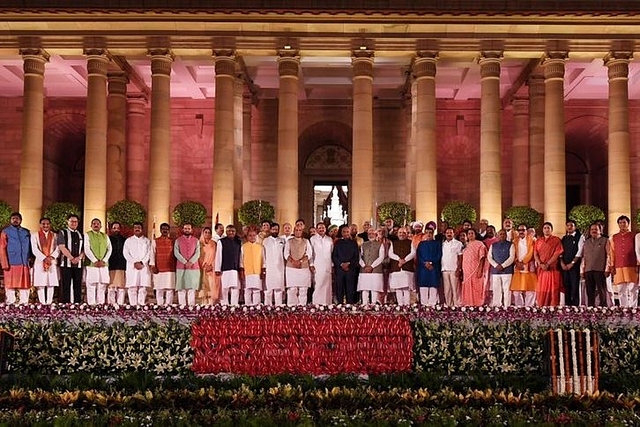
[487,228,515,307]
[0,212,31,304]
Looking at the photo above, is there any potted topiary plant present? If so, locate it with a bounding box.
[440,200,476,228]
[107,199,147,228]
[377,202,413,227]
[0,200,12,228]
[568,204,606,233]
[238,200,275,226]
[43,202,81,232]
[504,206,542,230]
[172,201,207,228]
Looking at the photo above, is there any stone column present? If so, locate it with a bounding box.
[212,51,236,225]
[233,76,244,212]
[147,49,173,235]
[126,95,147,205]
[106,71,128,209]
[511,97,529,206]
[479,51,503,228]
[405,82,415,210]
[276,51,300,224]
[242,91,253,201]
[528,75,545,212]
[351,51,374,227]
[605,51,632,233]
[18,49,48,231]
[413,53,438,223]
[543,52,568,234]
[83,49,109,231]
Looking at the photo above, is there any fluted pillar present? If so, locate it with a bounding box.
[528,75,545,212]
[18,49,48,231]
[276,51,300,224]
[511,98,529,206]
[106,71,128,208]
[605,52,632,233]
[212,51,236,225]
[126,95,147,205]
[413,53,438,223]
[543,52,568,234]
[242,91,253,201]
[233,76,244,212]
[405,82,415,210]
[147,49,173,235]
[351,52,374,227]
[479,52,503,227]
[83,50,109,231]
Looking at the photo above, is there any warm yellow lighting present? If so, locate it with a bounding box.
[284,44,291,50]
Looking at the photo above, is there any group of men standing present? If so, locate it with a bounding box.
[2,210,639,308]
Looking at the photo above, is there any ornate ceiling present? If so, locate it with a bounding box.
[0,5,638,102]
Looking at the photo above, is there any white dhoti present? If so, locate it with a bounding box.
[357,273,384,292]
[153,272,176,289]
[389,271,414,290]
[86,266,110,284]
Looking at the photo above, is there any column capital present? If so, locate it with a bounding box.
[413,53,437,79]
[527,74,545,96]
[352,55,374,79]
[277,53,300,78]
[543,52,567,80]
[479,52,502,79]
[605,51,632,81]
[21,49,49,76]
[511,97,529,115]
[214,52,236,77]
[149,50,173,76]
[85,49,109,76]
[108,72,128,96]
[127,94,148,114]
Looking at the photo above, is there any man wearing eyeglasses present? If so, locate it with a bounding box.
[510,224,537,307]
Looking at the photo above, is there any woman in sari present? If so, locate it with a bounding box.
[534,222,563,306]
[461,229,487,306]
[199,227,220,305]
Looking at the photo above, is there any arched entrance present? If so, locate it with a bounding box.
[298,120,352,224]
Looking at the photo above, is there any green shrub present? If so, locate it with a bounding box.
[440,201,476,228]
[0,200,13,228]
[504,206,542,229]
[107,199,146,227]
[238,200,275,226]
[43,202,81,232]
[568,204,605,233]
[376,202,413,227]
[172,201,207,227]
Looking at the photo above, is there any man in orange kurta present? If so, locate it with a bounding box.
[534,222,563,306]
[510,224,537,307]
[0,212,31,304]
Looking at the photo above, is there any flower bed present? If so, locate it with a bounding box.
[1,304,640,382]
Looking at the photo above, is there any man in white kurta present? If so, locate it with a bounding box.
[240,229,265,306]
[388,227,416,305]
[214,225,241,306]
[310,222,333,305]
[284,225,314,306]
[84,218,113,305]
[358,227,385,304]
[31,217,60,305]
[123,222,151,305]
[263,223,286,306]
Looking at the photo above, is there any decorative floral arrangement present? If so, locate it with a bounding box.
[440,200,476,228]
[504,205,542,229]
[568,204,605,233]
[0,200,12,227]
[172,201,207,228]
[192,311,413,375]
[237,199,275,226]
[106,199,147,228]
[43,202,81,232]
[376,202,413,227]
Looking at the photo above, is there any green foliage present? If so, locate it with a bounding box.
[0,200,13,228]
[636,208,640,227]
[376,202,413,227]
[106,199,146,227]
[568,204,606,233]
[504,206,542,229]
[440,200,476,228]
[238,199,275,226]
[43,202,81,232]
[172,201,207,228]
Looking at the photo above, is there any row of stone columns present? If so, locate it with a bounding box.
[14,47,635,235]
